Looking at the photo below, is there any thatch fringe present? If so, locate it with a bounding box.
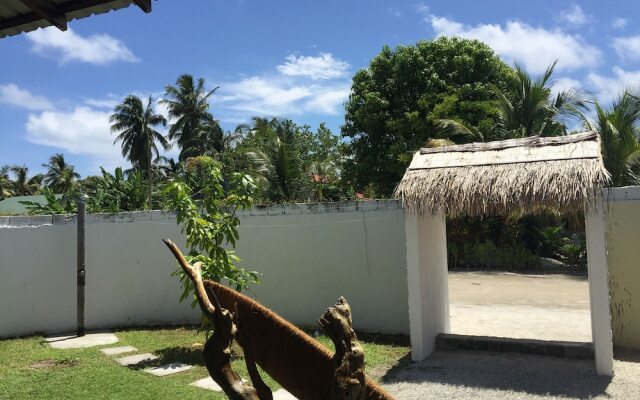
[395,158,610,217]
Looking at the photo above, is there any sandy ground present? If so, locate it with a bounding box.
[448,271,592,342]
[383,349,640,399]
[381,272,640,399]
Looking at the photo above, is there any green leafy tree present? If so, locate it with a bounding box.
[342,37,516,195]
[162,74,221,160]
[22,167,150,214]
[163,156,258,308]
[492,62,588,138]
[582,91,640,186]
[9,165,42,196]
[110,95,169,210]
[0,165,13,199]
[42,153,80,193]
[243,118,306,202]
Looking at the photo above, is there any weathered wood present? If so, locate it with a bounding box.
[163,239,396,400]
[163,239,263,400]
[318,297,366,400]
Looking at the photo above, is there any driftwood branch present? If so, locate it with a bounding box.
[162,239,270,400]
[163,239,395,400]
[318,296,367,400]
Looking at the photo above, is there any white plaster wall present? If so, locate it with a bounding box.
[0,201,409,338]
[605,187,640,350]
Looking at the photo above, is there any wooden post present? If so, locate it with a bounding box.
[77,198,86,337]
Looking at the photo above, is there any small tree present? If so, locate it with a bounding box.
[163,156,259,307]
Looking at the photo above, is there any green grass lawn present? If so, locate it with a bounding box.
[0,327,409,399]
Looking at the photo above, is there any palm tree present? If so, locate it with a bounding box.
[493,62,588,138]
[581,91,640,186]
[161,74,220,160]
[10,165,42,196]
[42,153,80,193]
[110,95,169,210]
[244,119,303,202]
[0,165,13,199]
[157,157,182,179]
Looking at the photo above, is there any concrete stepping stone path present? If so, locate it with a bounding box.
[190,377,224,391]
[100,345,137,356]
[45,332,119,349]
[116,353,158,366]
[273,388,298,400]
[190,377,249,392]
[145,362,193,376]
[190,377,297,398]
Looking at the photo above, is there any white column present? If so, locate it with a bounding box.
[405,211,450,361]
[585,193,614,376]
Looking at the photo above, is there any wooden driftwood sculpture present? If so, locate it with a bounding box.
[163,239,395,400]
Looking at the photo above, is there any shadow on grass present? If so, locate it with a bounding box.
[126,343,246,371]
[380,350,612,398]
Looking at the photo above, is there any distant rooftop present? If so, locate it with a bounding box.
[0,0,152,39]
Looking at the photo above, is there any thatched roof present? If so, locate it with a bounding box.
[394,131,610,216]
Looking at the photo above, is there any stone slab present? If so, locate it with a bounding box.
[115,353,158,366]
[190,377,223,391]
[100,345,138,356]
[190,377,249,391]
[273,388,298,400]
[45,332,118,349]
[435,333,594,360]
[145,362,193,376]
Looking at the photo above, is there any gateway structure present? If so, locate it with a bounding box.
[395,131,614,375]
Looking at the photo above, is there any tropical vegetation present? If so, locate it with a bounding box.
[3,37,638,271]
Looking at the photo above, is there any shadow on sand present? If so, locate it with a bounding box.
[380,350,612,398]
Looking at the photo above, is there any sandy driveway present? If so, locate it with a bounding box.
[448,271,592,342]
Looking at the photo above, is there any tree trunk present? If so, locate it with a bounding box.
[147,143,153,211]
[162,239,396,400]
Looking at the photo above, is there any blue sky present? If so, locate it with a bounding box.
[1,0,639,177]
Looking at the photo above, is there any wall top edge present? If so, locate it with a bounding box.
[0,200,402,227]
[605,186,640,202]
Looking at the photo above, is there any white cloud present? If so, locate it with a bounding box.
[26,107,118,157]
[84,98,120,109]
[0,84,53,110]
[612,18,628,30]
[552,77,582,96]
[415,2,430,15]
[26,27,139,65]
[388,7,402,17]
[214,52,351,120]
[557,4,589,27]
[276,53,349,80]
[25,103,175,171]
[613,36,640,61]
[303,86,351,114]
[428,15,601,74]
[217,76,349,117]
[587,67,640,103]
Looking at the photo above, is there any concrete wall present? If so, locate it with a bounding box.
[605,187,640,350]
[0,201,409,338]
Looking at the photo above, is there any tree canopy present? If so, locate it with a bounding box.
[342,37,515,196]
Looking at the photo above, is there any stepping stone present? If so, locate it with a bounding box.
[273,388,298,400]
[190,377,248,391]
[100,345,137,356]
[145,362,193,376]
[116,353,158,366]
[45,332,118,349]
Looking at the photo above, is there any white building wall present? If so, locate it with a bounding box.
[0,201,409,338]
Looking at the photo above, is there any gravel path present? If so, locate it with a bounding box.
[382,349,640,399]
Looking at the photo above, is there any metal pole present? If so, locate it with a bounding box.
[77,198,86,337]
